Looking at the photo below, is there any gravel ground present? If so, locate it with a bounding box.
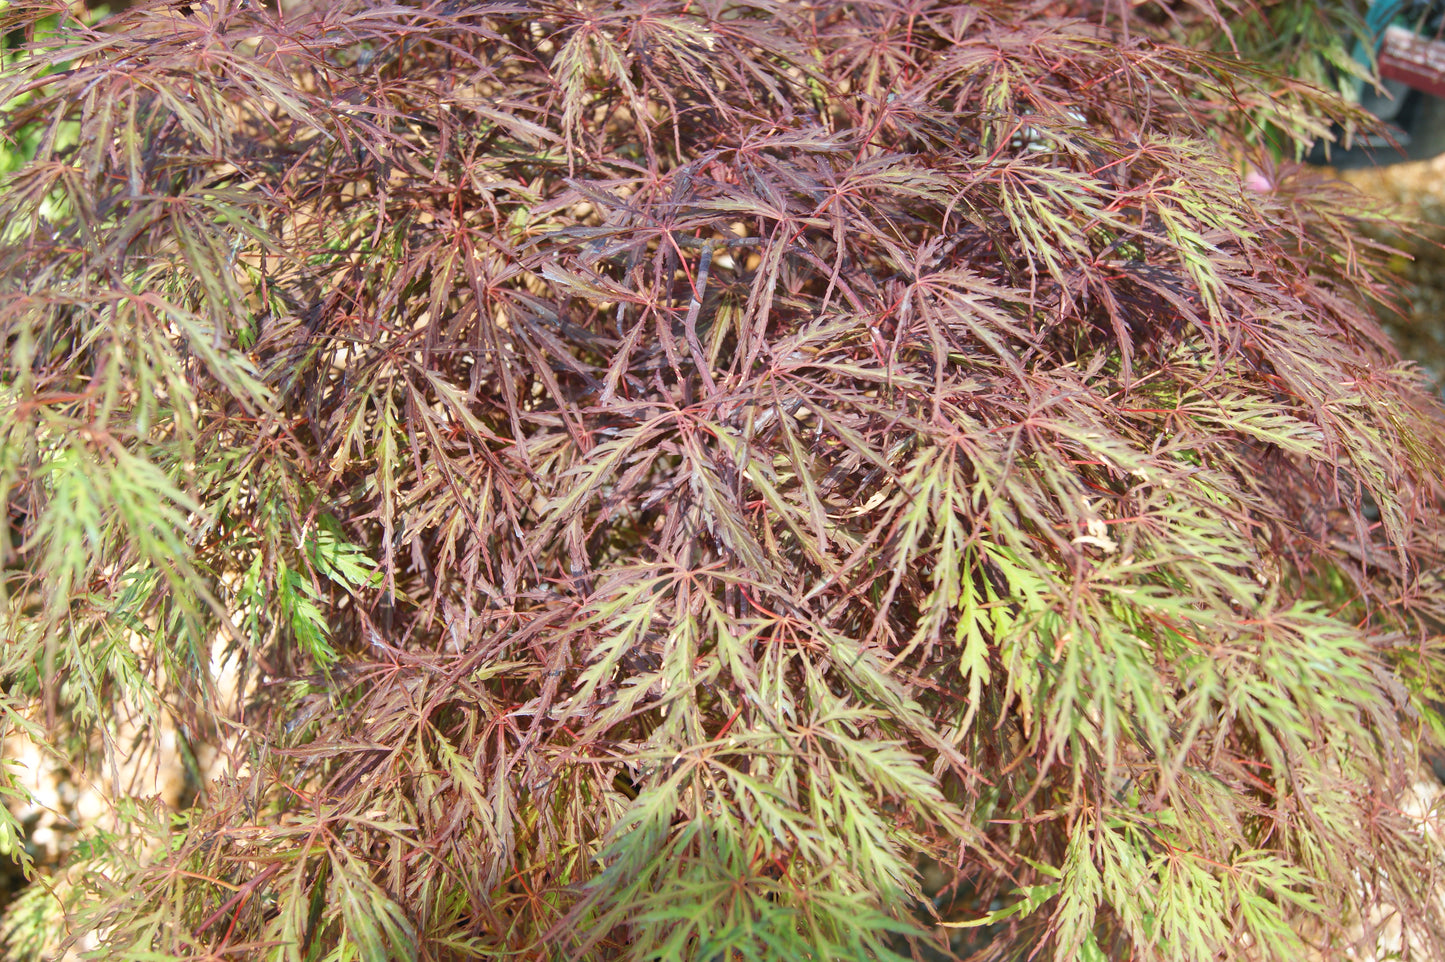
[1334,152,1445,389]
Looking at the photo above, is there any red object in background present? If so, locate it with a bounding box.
[1379,24,1445,99]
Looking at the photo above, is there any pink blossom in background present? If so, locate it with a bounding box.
[1244,169,1273,193]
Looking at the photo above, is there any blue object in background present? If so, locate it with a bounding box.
[1317,0,1445,166]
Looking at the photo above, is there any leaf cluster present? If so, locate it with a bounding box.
[2,1,1445,960]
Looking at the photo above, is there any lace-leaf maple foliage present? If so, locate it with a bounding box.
[2,0,1445,959]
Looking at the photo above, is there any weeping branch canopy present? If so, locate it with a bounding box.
[2,1,1445,960]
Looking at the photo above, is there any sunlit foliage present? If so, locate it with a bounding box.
[2,0,1445,959]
